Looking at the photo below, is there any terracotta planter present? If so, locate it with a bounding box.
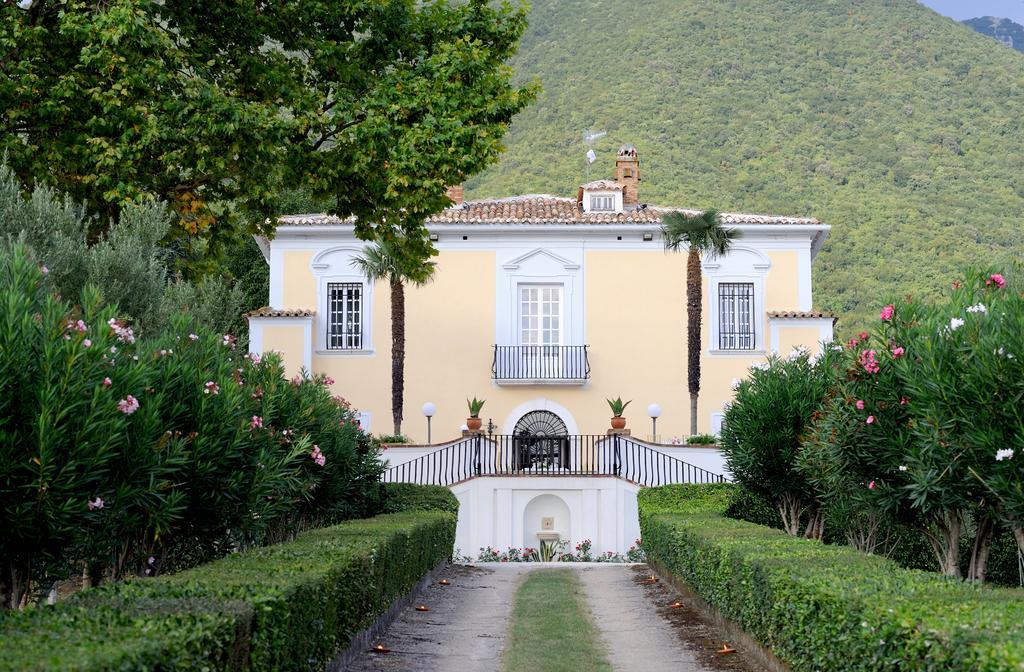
[610,417,626,430]
[467,417,483,431]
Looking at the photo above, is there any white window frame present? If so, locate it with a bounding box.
[325,282,364,350]
[589,194,615,212]
[518,284,564,347]
[704,251,769,356]
[717,282,756,350]
[311,247,375,356]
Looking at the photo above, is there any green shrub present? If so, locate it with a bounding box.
[639,484,1024,672]
[724,486,780,529]
[720,348,837,536]
[382,483,460,516]
[0,510,455,671]
[686,433,717,445]
[799,269,1024,578]
[0,245,383,603]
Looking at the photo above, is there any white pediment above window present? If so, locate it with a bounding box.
[702,246,771,274]
[502,248,581,272]
[310,246,365,275]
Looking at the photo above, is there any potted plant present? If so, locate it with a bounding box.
[607,397,631,430]
[467,397,486,431]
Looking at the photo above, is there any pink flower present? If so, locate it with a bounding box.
[223,334,236,348]
[204,381,220,395]
[117,395,140,414]
[248,353,261,365]
[74,319,87,332]
[82,339,92,348]
[107,318,135,344]
[858,331,869,341]
[188,333,199,342]
[40,265,49,275]
[866,415,875,424]
[87,497,104,511]
[311,444,326,467]
[250,415,263,430]
[900,396,909,406]
[855,399,865,410]
[880,304,894,321]
[102,377,112,388]
[868,481,876,490]
[989,273,1006,289]
[892,346,905,358]
[952,279,963,289]
[859,349,880,374]
[322,376,335,386]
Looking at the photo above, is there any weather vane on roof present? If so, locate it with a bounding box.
[583,129,606,181]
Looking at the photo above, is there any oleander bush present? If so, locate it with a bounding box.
[0,508,456,671]
[0,245,383,608]
[639,484,1024,672]
[798,269,1024,579]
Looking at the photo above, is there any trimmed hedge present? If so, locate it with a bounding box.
[639,484,1024,672]
[0,507,456,671]
[382,482,460,515]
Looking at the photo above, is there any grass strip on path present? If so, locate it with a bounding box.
[503,569,613,672]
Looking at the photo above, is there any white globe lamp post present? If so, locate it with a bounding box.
[647,403,662,443]
[422,402,437,444]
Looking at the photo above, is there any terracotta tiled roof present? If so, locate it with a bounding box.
[768,310,836,320]
[278,196,820,227]
[244,307,315,318]
[579,179,623,191]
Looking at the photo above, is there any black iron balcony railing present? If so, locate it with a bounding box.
[492,345,590,382]
[382,434,728,487]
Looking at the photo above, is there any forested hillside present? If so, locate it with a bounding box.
[467,0,1024,331]
[964,16,1024,52]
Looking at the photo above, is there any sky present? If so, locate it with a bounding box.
[919,0,1024,23]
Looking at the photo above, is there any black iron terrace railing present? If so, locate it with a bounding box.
[492,345,590,382]
[382,434,727,487]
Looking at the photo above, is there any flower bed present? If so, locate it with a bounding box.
[639,484,1024,671]
[0,505,456,671]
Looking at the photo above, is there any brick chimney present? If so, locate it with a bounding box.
[446,184,464,206]
[615,144,640,208]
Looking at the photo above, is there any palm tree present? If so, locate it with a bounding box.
[352,241,436,436]
[662,210,741,436]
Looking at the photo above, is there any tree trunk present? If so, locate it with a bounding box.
[923,511,963,578]
[803,507,825,541]
[1012,526,1024,584]
[390,278,405,436]
[776,493,803,536]
[686,248,702,436]
[967,512,995,582]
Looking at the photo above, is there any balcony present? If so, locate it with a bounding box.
[492,345,590,385]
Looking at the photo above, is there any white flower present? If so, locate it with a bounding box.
[730,378,742,391]
[995,449,1014,462]
[787,345,808,361]
[750,361,770,372]
[898,465,908,472]
[966,303,987,314]
[831,344,844,352]
[948,317,965,332]
[996,347,1016,360]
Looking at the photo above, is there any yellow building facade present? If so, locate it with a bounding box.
[248,150,834,445]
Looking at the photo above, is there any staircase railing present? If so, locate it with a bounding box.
[381,434,727,487]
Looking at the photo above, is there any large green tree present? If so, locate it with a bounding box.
[662,210,740,435]
[352,241,436,437]
[1,0,536,267]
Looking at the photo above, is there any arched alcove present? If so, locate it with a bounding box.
[522,493,571,550]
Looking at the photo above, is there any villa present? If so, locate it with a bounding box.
[247,145,834,554]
